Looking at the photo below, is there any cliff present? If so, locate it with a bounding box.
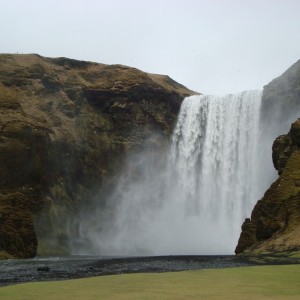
[0,54,197,258]
[236,120,300,255]
[236,60,300,259]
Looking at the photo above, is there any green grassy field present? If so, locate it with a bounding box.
[1,265,300,300]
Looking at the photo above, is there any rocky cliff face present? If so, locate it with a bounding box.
[236,120,300,255]
[0,54,197,258]
[236,60,300,257]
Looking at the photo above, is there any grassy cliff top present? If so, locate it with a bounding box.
[0,53,198,97]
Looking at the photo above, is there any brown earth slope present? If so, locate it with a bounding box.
[0,54,197,258]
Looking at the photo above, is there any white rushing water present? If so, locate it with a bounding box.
[73,90,278,255]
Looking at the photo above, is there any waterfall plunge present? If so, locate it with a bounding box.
[73,90,277,255]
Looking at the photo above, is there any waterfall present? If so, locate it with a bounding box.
[73,90,277,255]
[171,91,262,224]
[167,91,263,254]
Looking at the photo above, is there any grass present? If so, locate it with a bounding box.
[1,265,300,300]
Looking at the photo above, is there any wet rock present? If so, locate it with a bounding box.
[37,266,50,272]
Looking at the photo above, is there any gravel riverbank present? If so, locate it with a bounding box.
[0,255,255,286]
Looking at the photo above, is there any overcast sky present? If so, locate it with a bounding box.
[1,0,300,94]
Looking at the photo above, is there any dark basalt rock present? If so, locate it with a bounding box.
[0,193,37,258]
[272,134,293,175]
[234,218,256,254]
